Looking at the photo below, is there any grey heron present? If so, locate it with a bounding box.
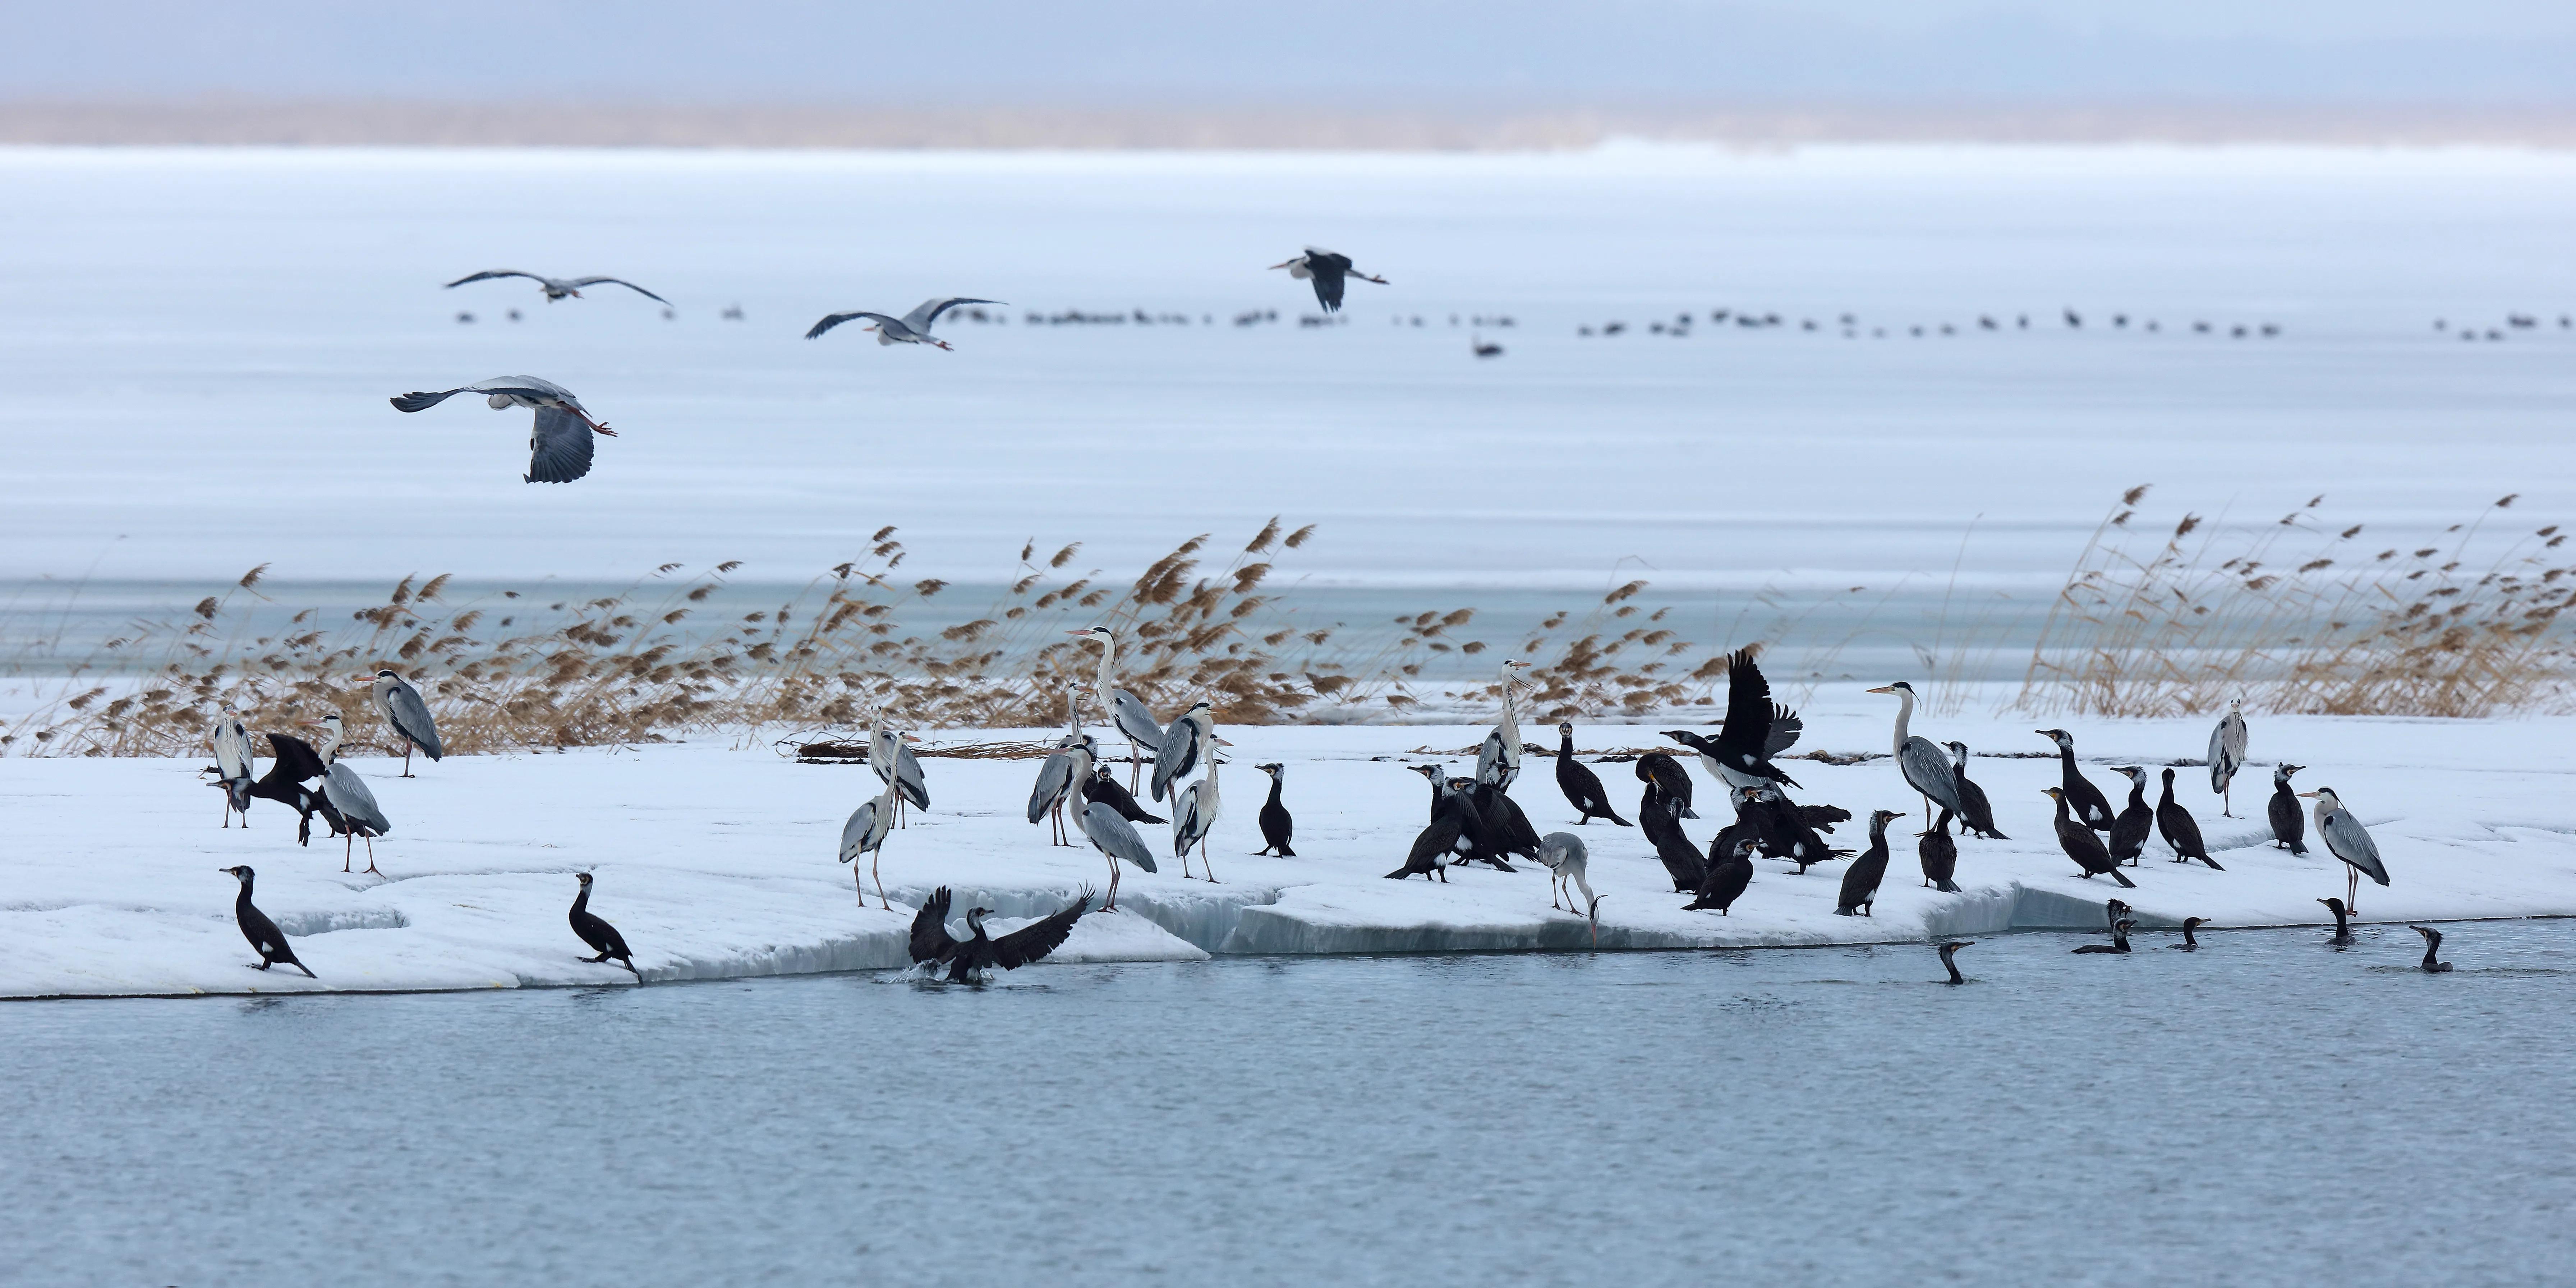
[319,762,389,876]
[1170,735,1230,880]
[569,872,640,980]
[210,710,254,827]
[1553,722,1629,826]
[869,715,928,827]
[2268,765,2308,854]
[2042,787,2133,887]
[1068,626,1165,791]
[220,866,315,979]
[1666,648,1804,790]
[370,669,443,778]
[1943,742,2007,840]
[1269,248,1385,313]
[1075,793,1158,912]
[1834,809,1903,916]
[1150,697,1215,804]
[2156,767,2223,869]
[2299,787,2390,913]
[389,376,617,484]
[444,270,670,305]
[2410,925,2454,972]
[2035,728,2116,832]
[841,772,902,909]
[907,886,1094,983]
[1534,831,1598,918]
[1252,763,1294,856]
[2208,698,2249,815]
[1475,659,1531,789]
[308,711,345,767]
[1865,682,1965,827]
[805,297,1002,350]
[1027,687,1098,847]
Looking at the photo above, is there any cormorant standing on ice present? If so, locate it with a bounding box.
[221,866,315,979]
[1938,940,1974,984]
[2167,916,2207,949]
[2073,919,2136,953]
[2036,728,2116,832]
[2043,787,2134,887]
[2411,925,2453,972]
[1634,752,1697,819]
[1834,809,1902,916]
[1468,777,1542,868]
[1919,809,1961,892]
[1407,765,1502,870]
[1252,762,1295,855]
[2268,765,2308,854]
[1554,723,1630,825]
[907,886,1093,982]
[1390,800,1462,882]
[2318,897,2356,946]
[569,872,640,979]
[1944,742,2008,840]
[2157,767,2223,869]
[1689,836,1756,914]
[2107,767,2154,866]
[1742,784,1846,872]
[1639,782,1707,891]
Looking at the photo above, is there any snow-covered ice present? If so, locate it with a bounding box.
[11,691,2576,997]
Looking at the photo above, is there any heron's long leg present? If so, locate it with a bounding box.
[221,795,231,828]
[363,835,381,877]
[401,745,414,779]
[343,831,354,873]
[1201,836,1218,884]
[872,853,890,911]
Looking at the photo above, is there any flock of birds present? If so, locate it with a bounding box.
[402,248,1387,484]
[201,628,2451,986]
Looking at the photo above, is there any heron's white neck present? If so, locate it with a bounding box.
[1497,676,1521,748]
[1887,687,1914,756]
[1090,634,1117,695]
[1063,688,1082,737]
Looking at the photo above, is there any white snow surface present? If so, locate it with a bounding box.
[10,691,2575,997]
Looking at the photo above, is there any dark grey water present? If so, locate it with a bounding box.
[7,923,2572,1287]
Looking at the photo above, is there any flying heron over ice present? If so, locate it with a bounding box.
[805,298,1002,350]
[388,376,617,484]
[445,270,670,305]
[371,669,442,777]
[1269,248,1386,313]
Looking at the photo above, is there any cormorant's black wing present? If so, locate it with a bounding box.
[262,733,328,784]
[989,889,1093,970]
[907,887,960,965]
[1715,649,1776,755]
[525,405,596,484]
[1763,704,1803,756]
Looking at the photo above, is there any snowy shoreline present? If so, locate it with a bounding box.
[10,693,2576,998]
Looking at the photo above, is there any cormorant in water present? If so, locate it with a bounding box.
[1918,809,1961,892]
[2167,916,2207,949]
[2157,767,2223,869]
[2104,899,2131,937]
[569,872,640,979]
[1553,723,1630,826]
[2036,728,2116,832]
[1938,940,1974,984]
[2301,787,2391,913]
[221,866,315,979]
[2268,765,2308,854]
[2410,925,2453,972]
[2107,767,2154,866]
[907,886,1093,982]
[1688,835,1756,914]
[2043,787,2134,886]
[2073,919,2136,953]
[1943,742,2008,840]
[1252,762,1295,856]
[1634,751,1697,819]
[1639,782,1707,891]
[1834,809,1902,916]
[2318,897,2356,946]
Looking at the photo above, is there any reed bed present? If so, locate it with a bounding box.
[2016,487,2576,718]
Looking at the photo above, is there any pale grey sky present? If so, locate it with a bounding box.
[5,0,2572,104]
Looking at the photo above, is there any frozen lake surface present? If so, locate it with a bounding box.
[8,923,2572,1286]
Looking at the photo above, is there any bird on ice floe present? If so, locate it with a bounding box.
[388,376,616,484]
[445,270,669,305]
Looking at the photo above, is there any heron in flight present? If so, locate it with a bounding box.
[444,270,670,305]
[388,376,617,484]
[1270,248,1386,313]
[805,297,1002,350]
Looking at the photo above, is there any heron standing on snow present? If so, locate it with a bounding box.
[389,376,617,484]
[1866,681,1965,827]
[805,297,1002,350]
[2300,786,2390,913]
[320,762,390,876]
[841,772,902,910]
[1476,659,1531,789]
[1269,248,1386,313]
[1027,686,1098,847]
[1151,698,1215,804]
[210,710,254,827]
[1171,735,1230,881]
[869,715,928,827]
[445,270,670,305]
[1068,626,1165,791]
[370,669,442,777]
[2208,698,2249,815]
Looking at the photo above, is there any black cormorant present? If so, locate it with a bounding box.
[1938,940,1974,984]
[1743,783,1848,873]
[2167,916,2207,950]
[1688,836,1756,914]
[1409,765,1503,870]
[2318,897,2355,946]
[1639,783,1707,892]
[221,866,315,979]
[1389,804,1462,882]
[1252,763,1295,856]
[569,872,640,979]
[1084,765,1165,825]
[245,732,344,846]
[1943,742,2008,840]
[1660,648,1803,789]
[2157,768,2223,869]
[2268,764,2307,854]
[2410,925,2453,972]
[1553,723,1630,825]
[2107,767,2154,866]
[2036,728,2116,832]
[2043,787,2134,886]
[2073,919,2136,953]
[1468,778,1542,868]
[1918,810,1961,892]
[907,886,1093,982]
[1634,752,1697,819]
[1834,809,1902,916]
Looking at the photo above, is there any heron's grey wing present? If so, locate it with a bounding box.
[806,311,898,339]
[1171,785,1206,855]
[1475,730,1506,785]
[1899,737,1965,812]
[385,682,442,760]
[906,887,958,963]
[2323,810,2389,884]
[1028,751,1075,823]
[1540,832,1586,870]
[1151,719,1203,801]
[565,277,671,305]
[989,890,1092,970]
[323,764,389,833]
[1111,690,1163,745]
[390,386,474,413]
[212,720,252,779]
[444,270,543,289]
[1080,802,1156,872]
[893,743,928,809]
[2207,721,2230,786]
[839,800,881,862]
[1764,706,1804,756]
[903,297,1002,331]
[525,405,596,484]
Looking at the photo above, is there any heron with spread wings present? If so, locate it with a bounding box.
[805,297,1002,350]
[444,270,670,305]
[1269,248,1386,313]
[388,376,617,484]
